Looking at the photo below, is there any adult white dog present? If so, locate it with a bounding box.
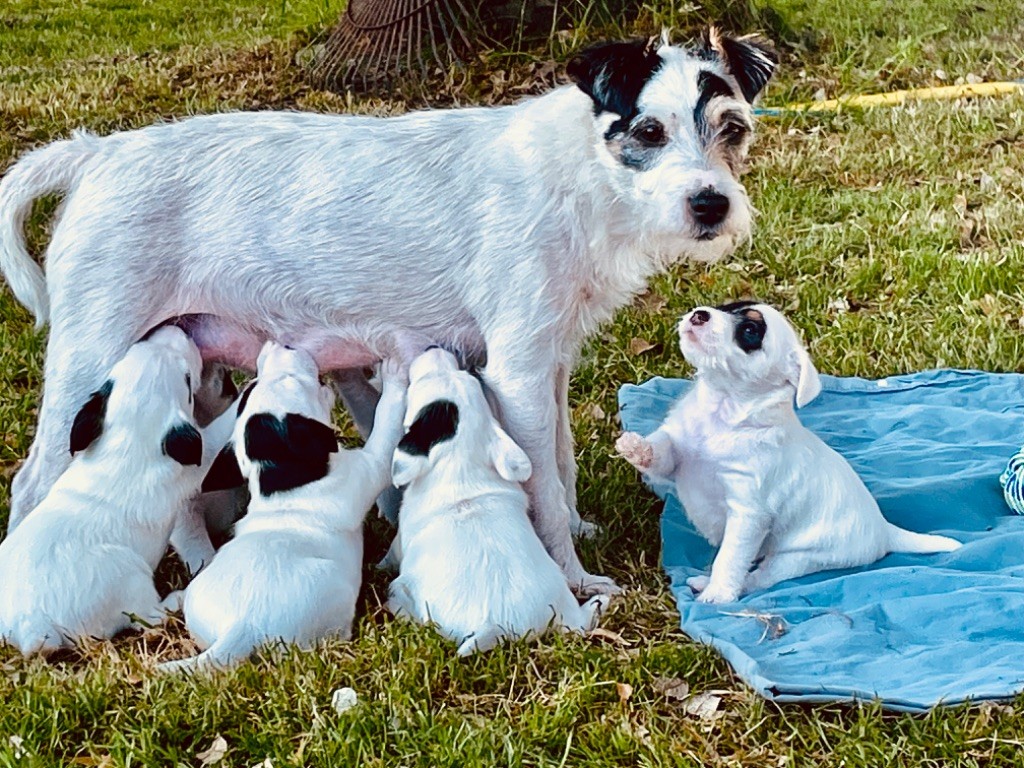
[616,302,962,604]
[0,29,777,594]
[387,348,609,655]
[160,343,406,673]
[0,327,204,655]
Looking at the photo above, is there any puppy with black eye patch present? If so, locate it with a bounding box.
[159,343,407,673]
[616,302,961,604]
[386,348,609,656]
[0,327,205,656]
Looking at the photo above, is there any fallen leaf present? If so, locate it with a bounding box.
[654,677,690,701]
[250,760,273,768]
[587,403,606,421]
[629,337,655,356]
[616,682,633,703]
[69,756,114,767]
[588,627,627,645]
[196,736,228,766]
[331,687,358,714]
[682,691,721,719]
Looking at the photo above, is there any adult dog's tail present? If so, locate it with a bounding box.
[886,523,962,554]
[0,131,101,326]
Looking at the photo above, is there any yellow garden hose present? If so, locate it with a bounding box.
[756,80,1024,116]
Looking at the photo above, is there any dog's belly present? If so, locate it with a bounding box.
[173,313,485,372]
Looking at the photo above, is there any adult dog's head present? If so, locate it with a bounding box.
[69,325,204,466]
[390,347,531,488]
[568,28,777,263]
[678,301,821,408]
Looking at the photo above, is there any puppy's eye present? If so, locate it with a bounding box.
[633,119,667,146]
[736,320,765,352]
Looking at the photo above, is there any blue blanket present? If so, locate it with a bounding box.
[617,369,1024,712]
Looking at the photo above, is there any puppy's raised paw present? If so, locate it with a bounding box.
[615,432,654,471]
[379,357,409,388]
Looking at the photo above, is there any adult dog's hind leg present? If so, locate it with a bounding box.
[10,304,151,530]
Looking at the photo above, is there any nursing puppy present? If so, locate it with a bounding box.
[0,29,778,595]
[160,343,406,673]
[616,303,961,604]
[388,348,609,656]
[0,327,204,655]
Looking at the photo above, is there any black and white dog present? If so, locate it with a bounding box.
[0,28,777,594]
[0,327,205,655]
[161,343,407,672]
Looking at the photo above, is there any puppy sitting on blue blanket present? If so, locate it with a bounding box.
[616,301,961,604]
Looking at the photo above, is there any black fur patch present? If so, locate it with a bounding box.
[202,444,244,492]
[69,380,114,455]
[244,412,338,496]
[162,423,203,466]
[236,381,257,416]
[398,400,459,456]
[701,31,778,103]
[694,70,736,134]
[716,300,767,353]
[567,39,664,135]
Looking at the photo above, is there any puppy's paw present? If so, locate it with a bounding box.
[379,357,410,388]
[615,432,653,471]
[695,583,740,605]
[686,574,710,594]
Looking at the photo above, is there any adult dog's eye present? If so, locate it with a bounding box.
[633,120,667,146]
[720,120,750,145]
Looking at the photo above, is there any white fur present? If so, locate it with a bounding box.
[160,343,407,673]
[388,349,608,655]
[0,35,774,595]
[616,304,962,604]
[0,327,205,655]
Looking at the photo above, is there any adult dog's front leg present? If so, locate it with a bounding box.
[555,364,599,540]
[481,351,618,596]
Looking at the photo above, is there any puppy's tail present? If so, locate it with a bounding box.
[0,131,102,326]
[157,625,256,675]
[886,523,962,555]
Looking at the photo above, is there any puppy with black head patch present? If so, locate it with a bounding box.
[0,327,205,655]
[616,302,961,604]
[160,342,407,673]
[387,348,609,656]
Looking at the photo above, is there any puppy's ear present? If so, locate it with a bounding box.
[567,39,663,118]
[488,424,532,484]
[391,447,429,488]
[244,413,338,465]
[202,443,245,492]
[70,380,114,455]
[703,27,778,103]
[397,400,459,457]
[788,347,822,408]
[162,423,203,466]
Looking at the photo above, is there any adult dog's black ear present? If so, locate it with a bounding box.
[162,423,203,466]
[202,444,244,492]
[244,413,338,464]
[70,380,114,455]
[567,39,663,120]
[703,27,778,103]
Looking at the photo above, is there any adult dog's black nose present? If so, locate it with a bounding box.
[690,309,711,326]
[689,189,730,228]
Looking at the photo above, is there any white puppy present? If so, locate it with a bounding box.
[0,327,204,655]
[388,348,609,655]
[616,302,961,604]
[160,343,407,673]
[0,29,779,595]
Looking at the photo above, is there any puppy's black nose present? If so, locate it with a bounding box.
[689,189,730,227]
[690,309,711,326]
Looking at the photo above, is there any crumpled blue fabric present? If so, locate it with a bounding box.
[618,369,1024,711]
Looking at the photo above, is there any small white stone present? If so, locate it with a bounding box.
[331,687,358,714]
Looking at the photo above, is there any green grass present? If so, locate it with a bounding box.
[2,0,1024,765]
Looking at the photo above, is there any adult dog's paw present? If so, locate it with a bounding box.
[615,432,653,470]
